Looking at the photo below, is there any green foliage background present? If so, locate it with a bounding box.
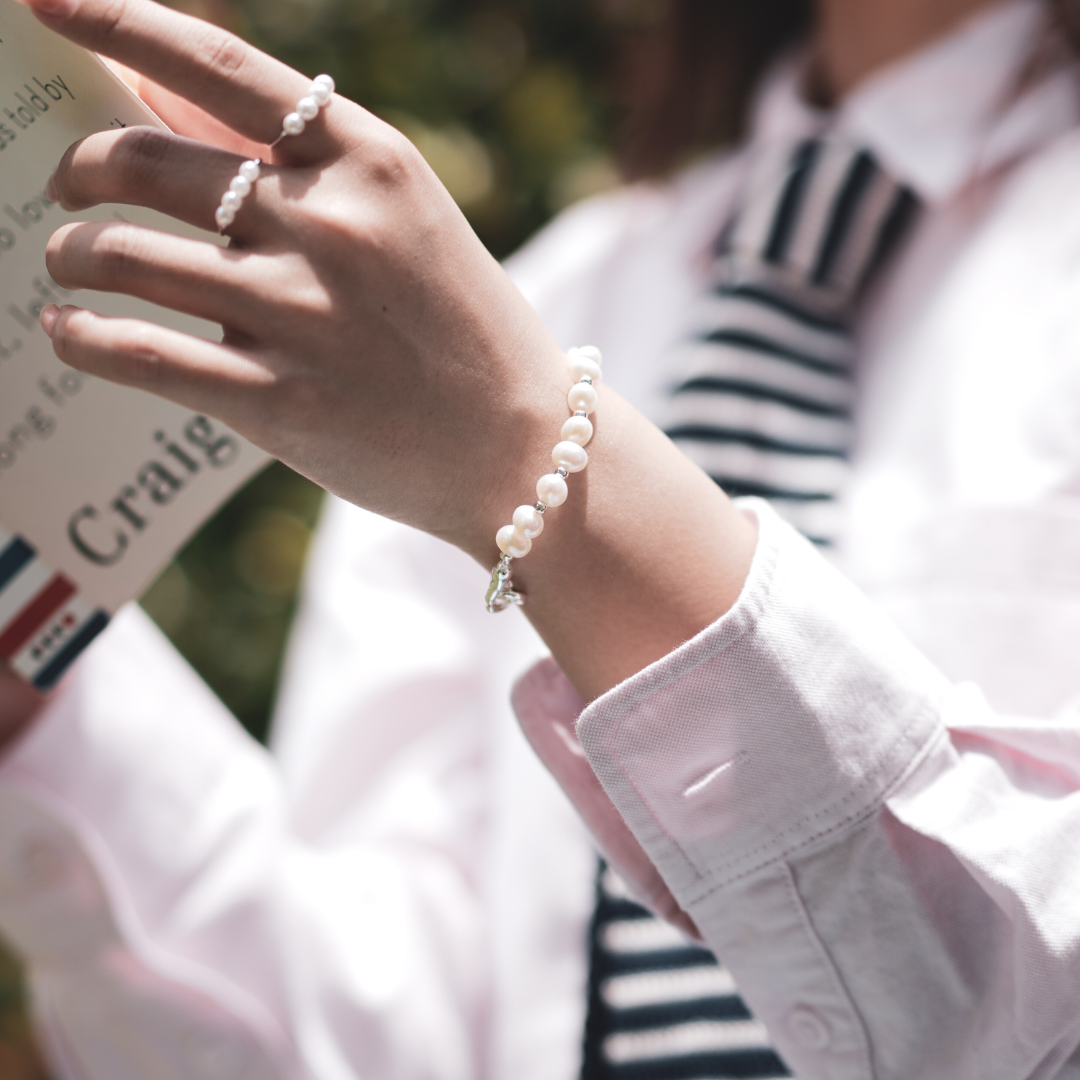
[0,0,620,1073]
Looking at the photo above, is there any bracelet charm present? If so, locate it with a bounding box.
[485,346,601,613]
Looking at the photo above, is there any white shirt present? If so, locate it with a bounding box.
[3,2,1080,1078]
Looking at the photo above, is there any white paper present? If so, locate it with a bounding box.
[0,0,269,687]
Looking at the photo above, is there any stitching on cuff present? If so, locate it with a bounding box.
[689,716,950,896]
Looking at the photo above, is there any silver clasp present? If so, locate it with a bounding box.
[485,557,524,613]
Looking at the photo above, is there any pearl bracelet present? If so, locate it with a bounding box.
[485,346,602,613]
[215,74,336,233]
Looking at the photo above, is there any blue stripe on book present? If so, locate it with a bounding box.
[0,538,35,593]
[32,610,109,690]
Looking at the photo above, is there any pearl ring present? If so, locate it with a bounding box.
[215,73,335,233]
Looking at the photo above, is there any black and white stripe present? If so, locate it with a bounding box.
[582,865,789,1080]
[579,140,918,1080]
[664,138,917,545]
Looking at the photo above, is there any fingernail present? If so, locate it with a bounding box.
[45,173,59,205]
[40,304,60,336]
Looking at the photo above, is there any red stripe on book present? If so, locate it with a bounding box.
[0,575,77,660]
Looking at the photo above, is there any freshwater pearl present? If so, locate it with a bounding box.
[283,112,306,136]
[229,175,252,197]
[239,159,261,183]
[314,73,336,93]
[297,96,320,121]
[311,82,332,106]
[560,415,593,446]
[496,524,531,559]
[552,441,588,473]
[567,383,598,414]
[536,473,568,507]
[513,504,544,539]
[568,354,602,383]
[215,205,235,229]
[221,189,242,210]
[572,345,602,366]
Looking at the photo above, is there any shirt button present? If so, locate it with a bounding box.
[786,1005,831,1051]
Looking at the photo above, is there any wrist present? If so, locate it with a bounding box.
[453,335,574,564]
[472,361,758,700]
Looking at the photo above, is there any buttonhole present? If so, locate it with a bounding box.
[552,721,588,758]
[683,751,749,798]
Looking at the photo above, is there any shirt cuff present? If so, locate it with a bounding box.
[516,497,951,909]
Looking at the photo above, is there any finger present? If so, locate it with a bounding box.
[49,127,273,238]
[25,0,339,161]
[46,220,268,333]
[42,304,271,419]
[107,61,269,156]
[136,77,270,158]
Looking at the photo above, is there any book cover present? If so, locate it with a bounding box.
[0,0,270,688]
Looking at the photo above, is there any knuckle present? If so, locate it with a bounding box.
[262,267,333,323]
[117,126,172,187]
[123,326,164,385]
[269,368,320,422]
[191,28,250,83]
[92,224,145,280]
[365,130,423,190]
[95,0,131,45]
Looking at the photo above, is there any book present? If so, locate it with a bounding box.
[0,0,270,689]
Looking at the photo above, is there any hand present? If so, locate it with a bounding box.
[30,0,757,700]
[0,664,46,754]
[35,0,568,558]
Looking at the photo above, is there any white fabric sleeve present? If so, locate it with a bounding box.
[0,529,490,1080]
[532,498,1080,1080]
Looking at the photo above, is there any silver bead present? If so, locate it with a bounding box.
[534,502,547,513]
[579,375,593,385]
[574,410,587,417]
[556,466,568,478]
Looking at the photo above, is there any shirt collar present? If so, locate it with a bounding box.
[751,0,1080,204]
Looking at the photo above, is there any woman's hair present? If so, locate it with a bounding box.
[616,0,1078,180]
